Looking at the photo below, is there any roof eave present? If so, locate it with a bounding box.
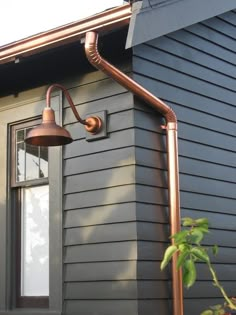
[0,3,131,65]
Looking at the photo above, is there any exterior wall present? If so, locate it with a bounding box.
[61,64,141,315]
[132,11,236,315]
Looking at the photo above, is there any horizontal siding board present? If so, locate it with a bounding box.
[64,165,136,194]
[65,261,137,281]
[173,104,236,136]
[135,166,168,188]
[138,300,170,315]
[64,147,136,176]
[182,209,236,231]
[136,185,168,205]
[204,229,236,247]
[179,157,236,183]
[134,57,236,106]
[137,222,167,242]
[64,185,136,210]
[137,261,168,280]
[135,44,236,91]
[64,203,167,230]
[135,147,167,170]
[139,241,236,263]
[209,247,236,264]
[138,281,169,299]
[135,129,166,151]
[64,203,137,228]
[168,29,236,64]
[188,22,236,51]
[147,35,236,78]
[136,203,168,224]
[134,109,162,133]
[203,17,236,39]
[184,299,224,315]
[64,241,137,263]
[108,110,134,133]
[196,264,236,280]
[179,123,236,153]
[180,191,236,215]
[179,139,236,167]
[138,241,168,261]
[64,129,135,159]
[218,12,236,26]
[63,77,127,112]
[64,300,137,315]
[65,281,169,299]
[180,173,236,199]
[64,222,137,245]
[134,74,236,121]
[64,222,167,246]
[65,281,137,299]
[184,281,236,298]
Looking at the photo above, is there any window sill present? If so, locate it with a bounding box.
[0,310,61,315]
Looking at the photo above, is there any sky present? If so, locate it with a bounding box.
[0,0,124,46]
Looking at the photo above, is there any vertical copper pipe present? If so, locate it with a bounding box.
[167,122,183,315]
[84,31,183,315]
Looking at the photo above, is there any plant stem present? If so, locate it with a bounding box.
[207,261,236,310]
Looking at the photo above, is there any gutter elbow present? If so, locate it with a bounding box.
[85,32,103,70]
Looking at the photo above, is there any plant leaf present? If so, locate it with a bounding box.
[189,228,204,244]
[195,218,209,227]
[177,250,189,268]
[171,230,188,245]
[200,310,213,315]
[212,245,219,256]
[183,259,197,288]
[160,245,178,270]
[182,217,195,226]
[191,247,210,263]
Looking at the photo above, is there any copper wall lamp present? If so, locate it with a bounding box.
[25,83,104,146]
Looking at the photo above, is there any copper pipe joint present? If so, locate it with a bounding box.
[85,116,102,134]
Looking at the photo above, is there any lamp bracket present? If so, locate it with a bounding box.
[86,110,108,142]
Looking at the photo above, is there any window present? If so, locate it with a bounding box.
[11,121,49,308]
[0,92,62,314]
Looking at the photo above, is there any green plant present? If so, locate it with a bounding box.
[160,217,236,315]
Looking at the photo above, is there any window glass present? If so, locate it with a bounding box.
[21,185,49,296]
[16,127,48,182]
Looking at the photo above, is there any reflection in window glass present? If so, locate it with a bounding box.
[21,185,49,296]
[16,128,48,182]
[25,144,39,181]
[17,142,25,182]
[40,147,48,178]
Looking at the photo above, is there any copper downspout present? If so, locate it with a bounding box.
[84,31,183,315]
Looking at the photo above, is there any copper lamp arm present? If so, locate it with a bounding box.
[46,83,87,125]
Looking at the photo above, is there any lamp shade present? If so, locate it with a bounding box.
[25,107,73,146]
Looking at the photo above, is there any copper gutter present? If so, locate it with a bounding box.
[85,31,183,315]
[0,4,131,64]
